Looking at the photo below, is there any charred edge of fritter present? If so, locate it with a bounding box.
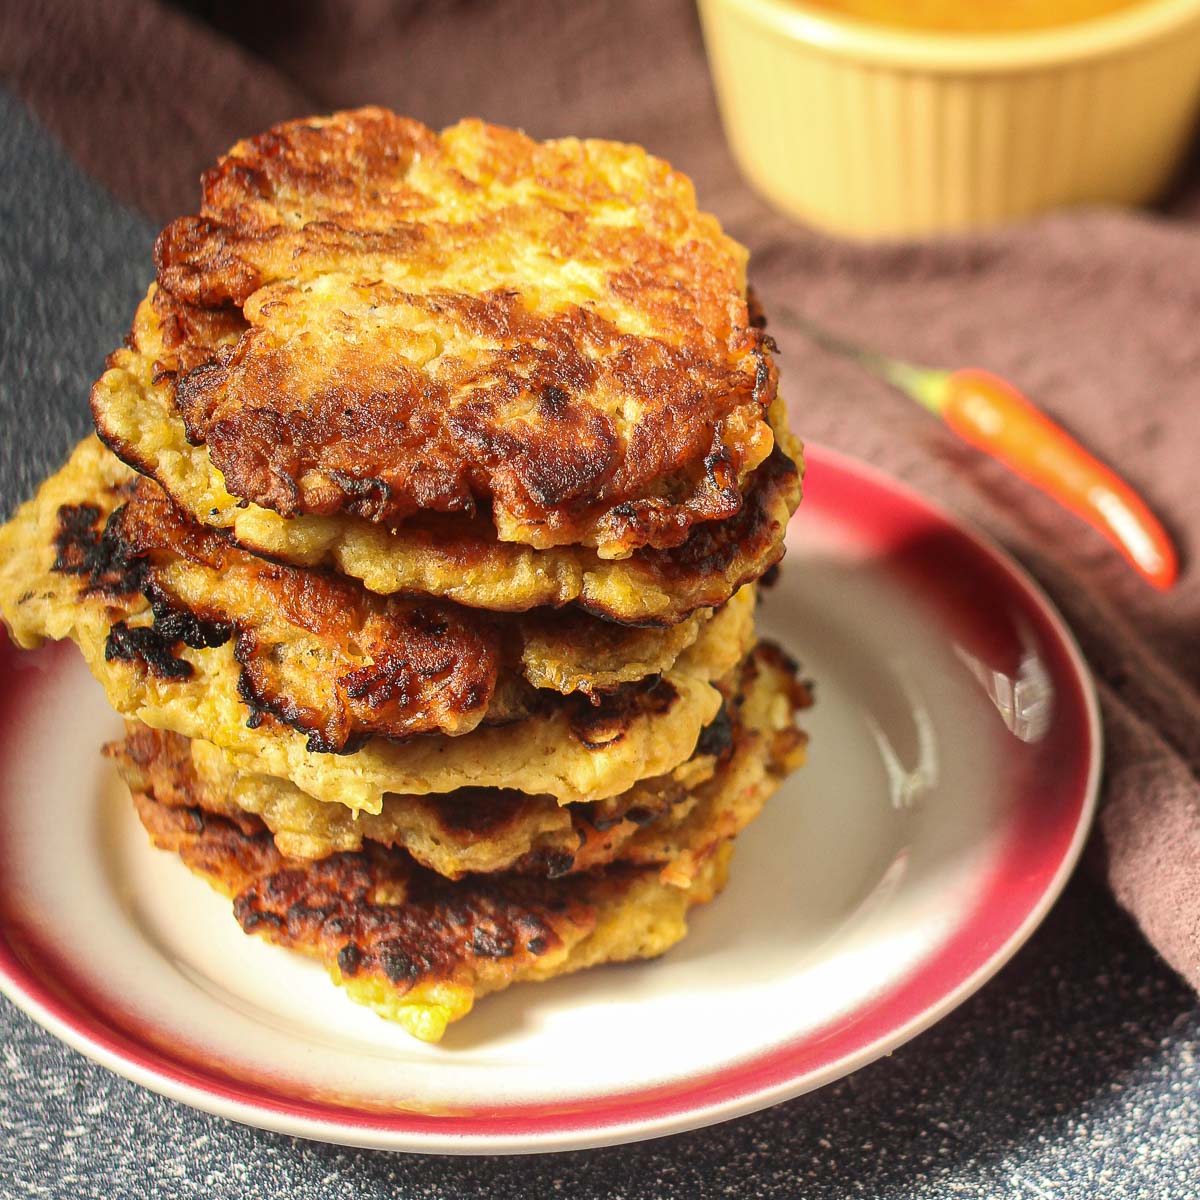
[49,497,231,680]
[145,580,235,651]
[51,498,144,596]
[231,664,370,756]
[453,379,620,517]
[232,626,371,756]
[744,288,780,355]
[108,586,376,753]
[105,621,192,680]
[575,798,676,839]
[511,673,685,746]
[513,847,580,881]
[89,396,168,491]
[600,427,746,552]
[567,674,679,750]
[105,580,234,682]
[582,444,799,630]
[750,640,814,710]
[648,444,797,580]
[212,827,574,993]
[694,699,734,760]
[235,639,684,756]
[52,492,439,754]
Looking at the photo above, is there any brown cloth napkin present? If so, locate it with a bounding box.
[3,0,1198,986]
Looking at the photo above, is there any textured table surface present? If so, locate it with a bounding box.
[1,87,1198,1200]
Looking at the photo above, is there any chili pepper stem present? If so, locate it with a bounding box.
[877,360,953,417]
[777,306,952,414]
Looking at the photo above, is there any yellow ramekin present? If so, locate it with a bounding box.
[698,0,1200,238]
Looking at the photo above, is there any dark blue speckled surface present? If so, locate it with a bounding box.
[1,89,1197,1199]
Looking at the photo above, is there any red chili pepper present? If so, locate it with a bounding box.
[784,312,1179,591]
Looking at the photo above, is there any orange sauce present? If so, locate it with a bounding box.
[799,0,1149,33]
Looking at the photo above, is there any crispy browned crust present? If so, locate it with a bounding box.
[118,640,811,1035]
[53,479,502,752]
[93,348,799,625]
[132,777,735,1041]
[120,478,504,750]
[632,443,797,608]
[120,649,806,1033]
[92,286,801,625]
[106,639,810,881]
[131,786,594,986]
[47,458,741,754]
[145,108,778,554]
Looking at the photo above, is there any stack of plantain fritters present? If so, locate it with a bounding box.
[0,109,810,1042]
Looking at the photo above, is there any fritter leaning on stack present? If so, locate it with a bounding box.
[0,108,811,1043]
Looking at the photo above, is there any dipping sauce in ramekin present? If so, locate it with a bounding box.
[699,0,1200,238]
[800,0,1150,33]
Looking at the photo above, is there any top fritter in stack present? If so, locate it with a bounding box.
[0,108,810,1042]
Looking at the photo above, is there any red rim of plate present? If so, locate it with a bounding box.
[0,443,1101,1154]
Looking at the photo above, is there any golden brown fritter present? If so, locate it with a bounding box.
[105,639,811,879]
[108,718,715,879]
[0,441,757,808]
[3,437,745,754]
[92,290,802,625]
[131,787,731,1042]
[112,475,506,752]
[136,109,778,556]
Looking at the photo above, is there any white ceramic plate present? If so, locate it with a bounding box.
[0,445,1100,1154]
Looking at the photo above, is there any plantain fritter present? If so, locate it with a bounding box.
[0,437,750,753]
[0,442,756,809]
[104,108,780,558]
[111,720,704,879]
[131,784,732,1043]
[107,640,810,879]
[93,289,803,625]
